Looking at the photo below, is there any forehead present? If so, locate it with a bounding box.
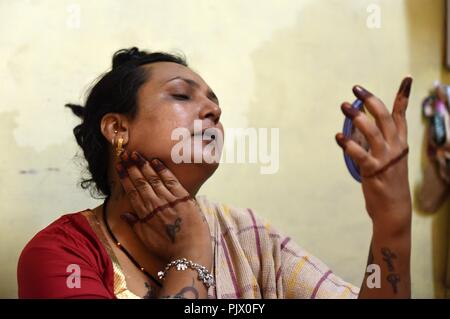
[142,62,209,89]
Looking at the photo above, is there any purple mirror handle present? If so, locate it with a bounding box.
[342,99,364,183]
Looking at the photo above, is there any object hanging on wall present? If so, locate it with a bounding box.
[447,0,450,69]
[419,81,450,212]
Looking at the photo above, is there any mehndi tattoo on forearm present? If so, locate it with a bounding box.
[381,247,397,272]
[166,217,182,243]
[160,278,200,299]
[387,274,400,294]
[381,247,400,294]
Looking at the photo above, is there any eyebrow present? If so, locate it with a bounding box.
[166,76,219,105]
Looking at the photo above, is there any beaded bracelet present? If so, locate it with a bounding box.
[157,258,215,288]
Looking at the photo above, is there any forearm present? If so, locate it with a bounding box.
[358,222,411,298]
[157,252,212,299]
[158,268,208,299]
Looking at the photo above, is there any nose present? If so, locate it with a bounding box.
[199,98,221,125]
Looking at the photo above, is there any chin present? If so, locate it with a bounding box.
[203,160,220,174]
[191,160,220,180]
[164,160,219,195]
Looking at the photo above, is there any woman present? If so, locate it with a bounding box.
[17,47,413,299]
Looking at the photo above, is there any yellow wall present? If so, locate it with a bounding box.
[0,0,448,298]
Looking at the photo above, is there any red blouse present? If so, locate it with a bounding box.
[17,212,116,299]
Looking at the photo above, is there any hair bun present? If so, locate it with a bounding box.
[112,47,148,69]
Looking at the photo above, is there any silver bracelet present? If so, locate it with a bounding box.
[157,258,215,288]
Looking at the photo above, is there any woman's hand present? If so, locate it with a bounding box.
[335,77,413,236]
[114,150,212,267]
[336,77,413,298]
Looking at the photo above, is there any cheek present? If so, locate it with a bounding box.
[130,122,177,154]
[129,114,193,161]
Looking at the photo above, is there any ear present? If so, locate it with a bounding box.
[100,113,130,147]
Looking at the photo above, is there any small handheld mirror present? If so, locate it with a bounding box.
[342,99,370,182]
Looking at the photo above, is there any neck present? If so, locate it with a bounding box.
[100,180,133,231]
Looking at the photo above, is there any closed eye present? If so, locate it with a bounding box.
[172,94,190,101]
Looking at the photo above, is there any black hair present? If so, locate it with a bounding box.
[66,47,187,198]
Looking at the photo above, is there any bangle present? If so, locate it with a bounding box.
[157,258,215,288]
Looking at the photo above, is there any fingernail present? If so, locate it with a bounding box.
[341,103,360,119]
[150,158,165,172]
[120,151,135,168]
[115,162,128,178]
[352,85,372,100]
[399,77,412,98]
[335,134,348,149]
[120,150,129,162]
[120,212,139,226]
[131,151,146,168]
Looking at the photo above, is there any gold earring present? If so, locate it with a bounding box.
[116,137,124,156]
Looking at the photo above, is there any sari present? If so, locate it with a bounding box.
[17,195,359,299]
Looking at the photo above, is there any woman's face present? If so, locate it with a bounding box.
[123,62,223,195]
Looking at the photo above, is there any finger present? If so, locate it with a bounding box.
[148,158,190,198]
[115,161,151,219]
[341,102,386,156]
[391,77,412,141]
[353,85,398,143]
[335,133,378,171]
[120,151,169,208]
[126,163,165,208]
[127,151,176,202]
